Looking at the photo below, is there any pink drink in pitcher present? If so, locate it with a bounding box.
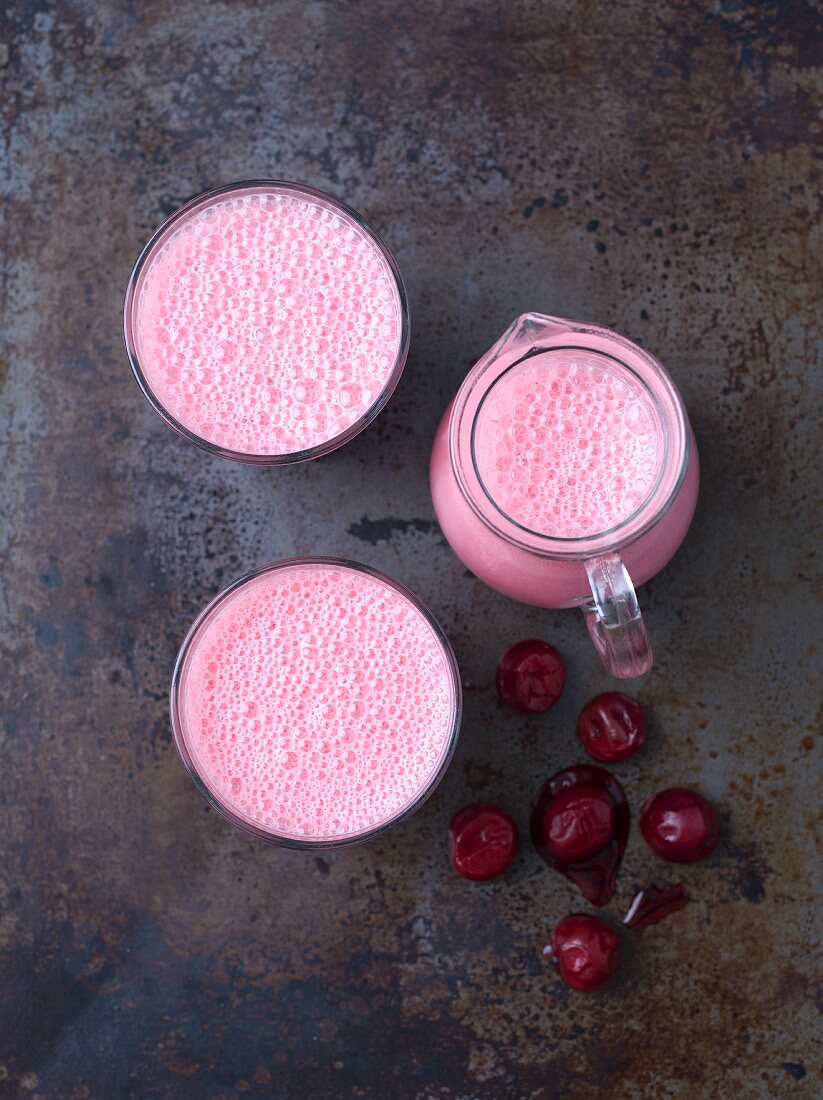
[124,181,408,463]
[431,314,699,678]
[171,560,462,846]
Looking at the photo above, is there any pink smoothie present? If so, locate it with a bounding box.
[430,321,699,609]
[473,352,663,539]
[173,561,460,842]
[128,184,405,458]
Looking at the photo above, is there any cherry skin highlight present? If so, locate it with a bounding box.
[576,692,647,763]
[543,784,617,863]
[640,788,720,863]
[449,803,520,881]
[548,914,620,991]
[496,639,565,713]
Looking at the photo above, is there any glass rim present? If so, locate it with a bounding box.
[123,179,410,466]
[449,319,691,559]
[169,557,463,849]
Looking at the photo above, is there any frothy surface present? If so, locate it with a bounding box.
[179,564,456,839]
[474,351,662,538]
[133,188,403,456]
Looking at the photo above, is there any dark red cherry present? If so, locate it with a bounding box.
[576,692,647,763]
[496,639,565,713]
[640,788,720,863]
[543,784,616,862]
[531,765,630,907]
[448,803,520,881]
[548,914,620,991]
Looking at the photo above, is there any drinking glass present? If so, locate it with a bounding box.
[171,558,462,847]
[124,181,409,464]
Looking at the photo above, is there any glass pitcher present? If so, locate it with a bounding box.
[430,313,699,678]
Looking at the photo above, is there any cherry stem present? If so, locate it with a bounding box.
[623,883,689,929]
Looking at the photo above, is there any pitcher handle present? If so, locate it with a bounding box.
[583,555,653,678]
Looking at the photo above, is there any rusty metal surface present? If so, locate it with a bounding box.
[1,1,821,1096]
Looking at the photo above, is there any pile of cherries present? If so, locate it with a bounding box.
[449,639,721,992]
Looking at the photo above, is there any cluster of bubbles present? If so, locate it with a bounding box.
[183,565,455,838]
[474,353,662,538]
[135,190,402,455]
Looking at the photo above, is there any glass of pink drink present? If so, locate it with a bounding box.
[430,314,699,678]
[124,181,409,463]
[171,558,462,847]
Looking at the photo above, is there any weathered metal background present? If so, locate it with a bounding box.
[1,1,820,1097]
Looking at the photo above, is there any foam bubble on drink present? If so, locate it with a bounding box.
[133,189,402,455]
[180,564,456,839]
[474,351,663,538]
